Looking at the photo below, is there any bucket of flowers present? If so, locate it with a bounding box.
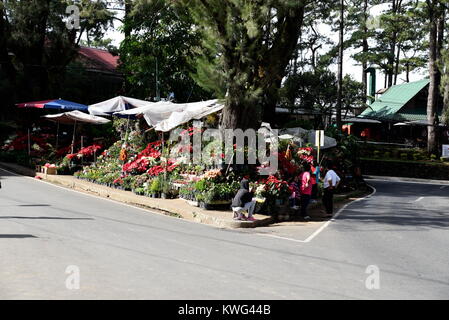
[256,175,291,214]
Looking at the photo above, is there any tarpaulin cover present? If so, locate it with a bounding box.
[113,100,174,117]
[16,99,88,111]
[150,100,223,132]
[42,110,110,125]
[114,99,223,131]
[88,96,154,116]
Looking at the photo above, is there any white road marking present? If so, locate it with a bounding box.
[254,185,378,244]
[440,186,447,189]
[303,185,377,243]
[414,197,424,202]
[255,233,307,243]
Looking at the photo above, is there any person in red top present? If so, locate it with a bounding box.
[310,162,318,203]
[299,163,312,220]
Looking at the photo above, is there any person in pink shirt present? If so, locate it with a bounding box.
[299,163,312,220]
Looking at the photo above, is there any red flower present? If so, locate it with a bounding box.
[77,144,103,157]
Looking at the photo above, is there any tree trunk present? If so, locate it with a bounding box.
[336,0,344,131]
[362,0,368,100]
[405,62,410,82]
[427,1,438,155]
[443,80,449,125]
[221,88,260,130]
[394,43,401,85]
[0,0,16,112]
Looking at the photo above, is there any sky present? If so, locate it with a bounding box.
[100,3,428,94]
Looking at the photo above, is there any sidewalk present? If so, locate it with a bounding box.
[1,162,370,229]
[34,172,275,229]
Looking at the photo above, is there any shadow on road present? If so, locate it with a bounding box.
[18,204,51,207]
[337,205,449,229]
[0,216,94,220]
[0,234,38,238]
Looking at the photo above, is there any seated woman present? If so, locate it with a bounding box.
[231,178,257,221]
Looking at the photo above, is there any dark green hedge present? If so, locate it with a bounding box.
[361,158,449,180]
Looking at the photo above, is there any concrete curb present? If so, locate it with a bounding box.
[0,162,274,229]
[48,175,275,229]
[364,175,449,185]
[0,162,35,177]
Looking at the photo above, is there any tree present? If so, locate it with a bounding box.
[425,0,445,155]
[336,0,345,131]
[180,0,309,129]
[119,0,211,102]
[0,0,113,111]
[280,69,364,128]
[347,0,378,99]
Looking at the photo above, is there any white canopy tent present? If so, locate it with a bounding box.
[113,100,175,117]
[43,110,111,125]
[112,98,223,131]
[152,100,224,132]
[88,96,154,116]
[42,111,110,153]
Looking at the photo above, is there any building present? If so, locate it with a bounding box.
[353,79,447,144]
[64,46,124,104]
[359,79,441,122]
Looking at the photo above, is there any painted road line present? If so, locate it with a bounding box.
[303,185,377,243]
[440,186,447,189]
[414,197,424,202]
[254,185,378,244]
[254,233,307,243]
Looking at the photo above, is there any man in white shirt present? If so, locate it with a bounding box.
[322,162,341,217]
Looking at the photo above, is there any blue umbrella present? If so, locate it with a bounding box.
[16,99,88,112]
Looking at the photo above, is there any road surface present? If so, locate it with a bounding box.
[1,168,448,299]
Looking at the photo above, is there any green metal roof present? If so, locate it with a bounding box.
[360,79,430,120]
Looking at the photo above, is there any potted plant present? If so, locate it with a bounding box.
[161,179,171,199]
[150,177,161,198]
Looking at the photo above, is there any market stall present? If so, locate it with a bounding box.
[88,96,154,116]
[42,110,110,154]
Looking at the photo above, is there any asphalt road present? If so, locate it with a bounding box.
[1,168,448,299]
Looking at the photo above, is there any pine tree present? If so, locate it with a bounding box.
[179,0,308,130]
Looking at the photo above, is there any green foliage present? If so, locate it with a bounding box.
[150,176,162,193]
[1,0,114,105]
[194,179,209,192]
[279,70,364,128]
[283,119,314,130]
[178,0,308,128]
[119,0,211,102]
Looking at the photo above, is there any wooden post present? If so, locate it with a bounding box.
[71,120,77,154]
[55,122,60,150]
[27,128,31,156]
